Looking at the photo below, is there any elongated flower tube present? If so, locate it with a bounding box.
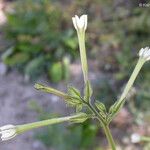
[119,47,150,101]
[72,15,88,83]
[112,47,150,116]
[139,47,150,61]
[0,125,17,141]
[0,113,89,141]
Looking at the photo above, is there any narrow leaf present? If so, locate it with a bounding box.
[108,99,125,122]
[95,101,106,113]
[70,113,89,123]
[68,86,81,98]
[76,104,83,112]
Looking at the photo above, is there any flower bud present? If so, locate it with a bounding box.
[72,15,87,32]
[0,125,17,141]
[139,47,150,61]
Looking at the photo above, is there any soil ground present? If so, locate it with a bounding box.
[0,70,69,150]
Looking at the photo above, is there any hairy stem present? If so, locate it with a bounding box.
[103,125,116,150]
[141,136,150,142]
[86,102,105,125]
[85,102,116,149]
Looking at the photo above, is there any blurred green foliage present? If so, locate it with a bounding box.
[36,120,99,150]
[29,100,99,150]
[2,0,78,81]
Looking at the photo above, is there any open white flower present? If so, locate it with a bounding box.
[0,125,17,141]
[72,15,87,32]
[139,47,150,61]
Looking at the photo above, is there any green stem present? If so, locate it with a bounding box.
[141,136,150,142]
[103,125,116,150]
[86,102,105,125]
[85,102,116,150]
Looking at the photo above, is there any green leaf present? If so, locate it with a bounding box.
[66,87,82,107]
[70,113,89,123]
[76,104,83,112]
[65,98,81,107]
[68,86,81,99]
[25,56,45,79]
[84,80,93,102]
[48,62,63,83]
[108,99,125,123]
[109,101,118,115]
[4,52,30,66]
[95,101,106,113]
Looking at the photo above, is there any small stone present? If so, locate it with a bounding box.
[122,136,130,144]
[0,62,7,76]
[32,140,46,150]
[51,95,59,103]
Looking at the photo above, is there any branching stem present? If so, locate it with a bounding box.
[84,101,116,150]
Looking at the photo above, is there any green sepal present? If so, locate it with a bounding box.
[65,98,81,107]
[65,86,83,107]
[76,104,83,112]
[108,99,125,123]
[68,86,81,99]
[95,101,106,113]
[69,113,89,123]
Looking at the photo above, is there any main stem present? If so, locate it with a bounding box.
[86,102,116,150]
[103,125,116,150]
[76,25,116,150]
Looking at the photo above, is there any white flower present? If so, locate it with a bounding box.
[139,47,150,61]
[72,15,87,31]
[0,125,17,141]
[131,133,141,143]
